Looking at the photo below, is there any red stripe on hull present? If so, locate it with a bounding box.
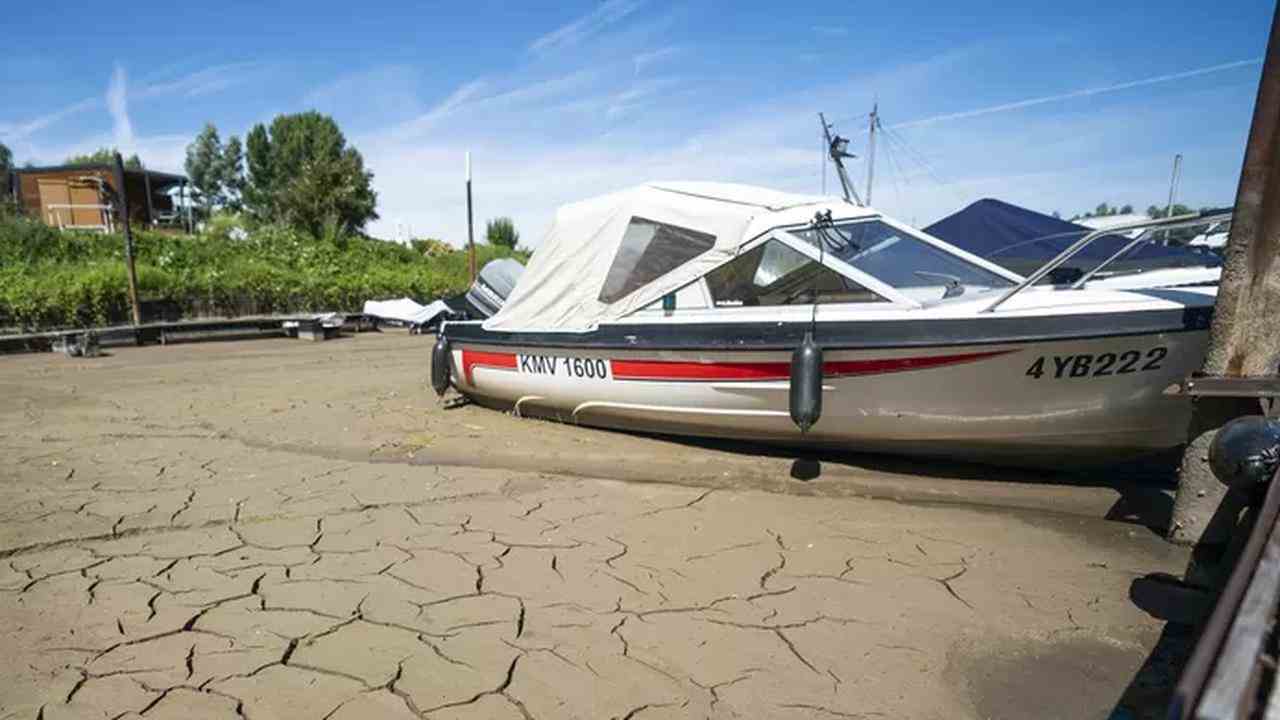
[457,348,1015,384]
[610,350,1015,381]
[460,349,517,384]
[612,360,789,381]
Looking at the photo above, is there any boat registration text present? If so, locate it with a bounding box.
[517,354,612,380]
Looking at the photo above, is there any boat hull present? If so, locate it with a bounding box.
[445,327,1208,465]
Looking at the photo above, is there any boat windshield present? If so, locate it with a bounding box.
[704,239,886,306]
[791,220,1013,301]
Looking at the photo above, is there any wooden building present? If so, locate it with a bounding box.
[7,165,190,231]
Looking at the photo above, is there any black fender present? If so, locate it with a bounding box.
[431,335,452,396]
[789,331,823,433]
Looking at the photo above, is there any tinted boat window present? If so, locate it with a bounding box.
[598,217,716,304]
[705,239,886,306]
[793,220,1012,292]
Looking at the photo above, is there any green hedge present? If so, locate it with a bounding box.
[0,214,525,330]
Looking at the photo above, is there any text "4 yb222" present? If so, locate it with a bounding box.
[1025,347,1168,380]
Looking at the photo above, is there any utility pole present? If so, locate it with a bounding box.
[1169,5,1280,547]
[113,152,143,326]
[866,103,878,206]
[466,152,476,283]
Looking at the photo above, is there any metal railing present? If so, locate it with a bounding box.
[980,208,1233,313]
[45,203,115,233]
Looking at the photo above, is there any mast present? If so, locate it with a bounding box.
[866,103,878,206]
[1165,153,1183,218]
[818,113,863,206]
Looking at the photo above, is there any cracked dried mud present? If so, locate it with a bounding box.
[0,332,1189,719]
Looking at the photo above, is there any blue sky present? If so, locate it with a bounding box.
[2,0,1273,244]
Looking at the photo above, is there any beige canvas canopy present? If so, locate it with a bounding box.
[483,182,871,333]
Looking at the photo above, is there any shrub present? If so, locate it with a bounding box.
[0,216,527,331]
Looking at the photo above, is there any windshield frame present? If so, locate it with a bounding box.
[695,213,1029,311]
[766,229,921,307]
[788,216,1024,292]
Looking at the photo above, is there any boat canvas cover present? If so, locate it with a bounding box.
[363,297,455,327]
[484,182,847,333]
[924,199,1218,277]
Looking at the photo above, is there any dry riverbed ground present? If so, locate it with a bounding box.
[0,331,1194,719]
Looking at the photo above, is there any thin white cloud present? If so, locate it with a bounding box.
[529,0,644,53]
[389,79,490,137]
[893,57,1262,130]
[391,70,601,138]
[136,61,263,99]
[0,60,260,145]
[633,46,679,75]
[0,97,99,143]
[107,63,135,151]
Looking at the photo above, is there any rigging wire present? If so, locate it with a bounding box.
[820,127,827,195]
[881,128,968,208]
[882,128,946,187]
[880,130,909,214]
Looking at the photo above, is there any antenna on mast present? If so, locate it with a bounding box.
[819,112,863,206]
[866,103,878,206]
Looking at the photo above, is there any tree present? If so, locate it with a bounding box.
[185,124,248,216]
[242,112,377,236]
[409,237,452,256]
[185,123,225,213]
[243,125,273,222]
[1145,203,1201,245]
[1146,203,1195,219]
[1072,202,1140,221]
[486,217,519,248]
[1,142,13,215]
[65,148,141,169]
[220,136,246,211]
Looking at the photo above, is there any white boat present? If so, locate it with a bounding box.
[436,182,1224,465]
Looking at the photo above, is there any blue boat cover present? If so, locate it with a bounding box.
[923,198,1218,277]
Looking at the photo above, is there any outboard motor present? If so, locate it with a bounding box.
[789,331,823,433]
[431,335,452,397]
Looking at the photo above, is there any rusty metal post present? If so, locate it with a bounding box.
[142,163,154,228]
[1170,4,1280,546]
[113,152,143,327]
[466,152,476,283]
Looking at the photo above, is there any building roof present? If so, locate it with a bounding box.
[13,164,188,186]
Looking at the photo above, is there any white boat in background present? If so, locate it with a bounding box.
[435,182,1227,465]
